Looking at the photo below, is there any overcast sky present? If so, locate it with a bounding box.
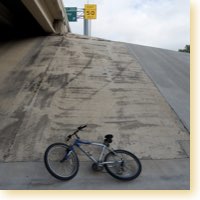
[63,0,190,51]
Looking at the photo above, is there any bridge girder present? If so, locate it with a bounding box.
[0,0,69,39]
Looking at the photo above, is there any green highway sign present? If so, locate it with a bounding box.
[65,7,77,22]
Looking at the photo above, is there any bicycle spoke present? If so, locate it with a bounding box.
[44,143,79,180]
[104,150,142,180]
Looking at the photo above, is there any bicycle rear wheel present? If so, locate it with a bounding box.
[44,143,79,180]
[104,149,142,181]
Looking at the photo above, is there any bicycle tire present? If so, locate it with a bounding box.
[44,143,79,180]
[104,149,142,181]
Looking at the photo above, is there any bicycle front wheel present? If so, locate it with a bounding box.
[104,150,142,181]
[44,143,79,180]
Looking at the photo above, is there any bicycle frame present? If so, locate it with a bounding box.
[66,138,116,165]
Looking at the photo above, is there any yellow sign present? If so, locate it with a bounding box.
[84,4,97,19]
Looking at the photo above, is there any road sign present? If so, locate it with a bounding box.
[65,7,77,22]
[84,4,97,20]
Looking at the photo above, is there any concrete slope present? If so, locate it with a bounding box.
[0,34,189,189]
[127,44,190,131]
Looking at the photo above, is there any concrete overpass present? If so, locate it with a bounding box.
[0,0,69,39]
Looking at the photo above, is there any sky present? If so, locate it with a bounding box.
[63,0,190,51]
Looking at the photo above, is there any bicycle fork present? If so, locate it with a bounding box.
[60,147,73,163]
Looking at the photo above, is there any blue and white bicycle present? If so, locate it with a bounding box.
[44,125,142,181]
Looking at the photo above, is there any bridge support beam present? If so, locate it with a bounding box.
[21,0,70,34]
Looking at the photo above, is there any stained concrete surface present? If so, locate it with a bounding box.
[0,34,189,189]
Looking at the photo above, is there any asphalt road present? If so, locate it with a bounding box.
[127,44,190,131]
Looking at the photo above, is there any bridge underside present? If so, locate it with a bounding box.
[0,0,69,40]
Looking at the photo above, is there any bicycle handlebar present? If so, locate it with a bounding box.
[66,125,87,141]
[78,124,87,130]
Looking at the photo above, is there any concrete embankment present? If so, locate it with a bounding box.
[0,34,189,189]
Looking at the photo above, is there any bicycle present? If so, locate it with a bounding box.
[44,125,142,181]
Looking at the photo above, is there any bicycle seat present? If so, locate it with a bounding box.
[104,134,113,139]
[104,134,113,144]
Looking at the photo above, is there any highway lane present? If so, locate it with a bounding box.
[127,44,190,131]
